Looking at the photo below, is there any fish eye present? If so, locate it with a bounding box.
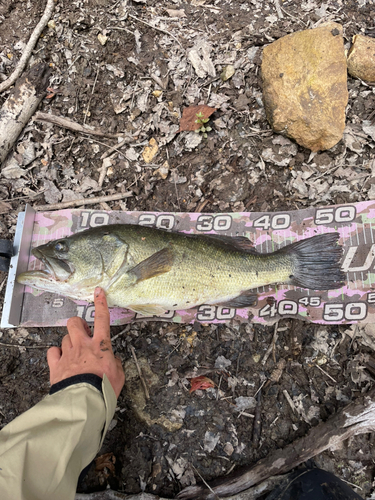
[54,241,68,253]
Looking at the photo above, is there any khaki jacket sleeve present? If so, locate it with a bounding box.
[0,374,117,500]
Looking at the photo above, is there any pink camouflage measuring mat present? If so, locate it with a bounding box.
[3,201,375,327]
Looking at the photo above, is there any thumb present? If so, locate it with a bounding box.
[47,346,62,370]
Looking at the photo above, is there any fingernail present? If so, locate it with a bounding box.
[94,287,102,298]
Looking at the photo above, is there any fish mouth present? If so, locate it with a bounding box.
[32,248,74,281]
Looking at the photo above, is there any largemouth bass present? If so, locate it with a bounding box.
[17,225,345,315]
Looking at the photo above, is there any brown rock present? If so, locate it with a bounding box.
[347,34,375,83]
[262,23,348,152]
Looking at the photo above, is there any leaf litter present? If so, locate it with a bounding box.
[0,0,375,498]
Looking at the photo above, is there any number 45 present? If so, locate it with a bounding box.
[299,297,321,307]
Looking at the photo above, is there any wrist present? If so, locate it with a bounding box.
[49,373,103,395]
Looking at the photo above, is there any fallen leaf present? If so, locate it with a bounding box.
[95,452,116,473]
[179,105,216,132]
[189,375,215,393]
[142,137,158,163]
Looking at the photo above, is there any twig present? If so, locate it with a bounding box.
[100,136,129,160]
[128,14,183,48]
[254,378,267,398]
[237,411,255,418]
[262,321,279,365]
[252,391,262,448]
[273,0,284,18]
[235,343,243,377]
[0,277,7,295]
[314,363,337,383]
[0,0,55,93]
[83,66,100,124]
[191,464,221,500]
[0,341,55,349]
[150,73,168,90]
[130,345,149,400]
[34,191,133,211]
[280,6,307,26]
[107,26,136,36]
[216,374,222,401]
[110,327,128,343]
[173,173,181,211]
[34,111,122,139]
[195,199,210,213]
[283,389,297,414]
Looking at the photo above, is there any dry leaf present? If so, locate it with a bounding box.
[179,105,216,132]
[142,137,159,163]
[189,375,215,393]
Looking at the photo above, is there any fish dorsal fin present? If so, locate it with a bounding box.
[197,233,259,254]
[129,247,174,283]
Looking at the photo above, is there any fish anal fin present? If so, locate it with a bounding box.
[129,304,168,316]
[217,291,258,309]
[130,247,174,283]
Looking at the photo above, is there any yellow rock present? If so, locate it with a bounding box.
[152,90,163,98]
[97,33,108,46]
[347,34,375,83]
[262,22,348,152]
[142,137,158,163]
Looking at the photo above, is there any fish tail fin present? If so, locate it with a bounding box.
[280,233,345,290]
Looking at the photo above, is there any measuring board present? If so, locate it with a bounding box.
[2,202,375,328]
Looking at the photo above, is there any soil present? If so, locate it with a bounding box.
[1,0,375,498]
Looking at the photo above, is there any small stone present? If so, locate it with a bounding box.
[221,65,235,82]
[47,20,56,29]
[97,33,108,46]
[347,34,375,83]
[223,442,234,456]
[154,160,169,179]
[262,22,348,151]
[153,90,163,98]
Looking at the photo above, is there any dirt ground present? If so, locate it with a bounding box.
[1,0,375,498]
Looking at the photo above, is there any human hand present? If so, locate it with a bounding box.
[47,287,125,398]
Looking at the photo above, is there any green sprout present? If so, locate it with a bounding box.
[194,111,212,138]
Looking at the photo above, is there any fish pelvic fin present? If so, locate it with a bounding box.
[279,233,345,290]
[129,247,174,283]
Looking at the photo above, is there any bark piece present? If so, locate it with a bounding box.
[0,63,51,166]
[261,22,348,152]
[177,389,375,499]
[347,34,375,83]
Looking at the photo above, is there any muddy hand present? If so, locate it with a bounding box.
[47,287,125,397]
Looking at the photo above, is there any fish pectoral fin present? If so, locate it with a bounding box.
[217,291,258,309]
[128,304,168,316]
[129,247,174,283]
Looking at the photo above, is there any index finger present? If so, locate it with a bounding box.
[93,287,110,342]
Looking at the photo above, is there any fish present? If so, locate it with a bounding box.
[16,225,345,316]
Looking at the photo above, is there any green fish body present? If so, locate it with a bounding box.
[17,225,345,315]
